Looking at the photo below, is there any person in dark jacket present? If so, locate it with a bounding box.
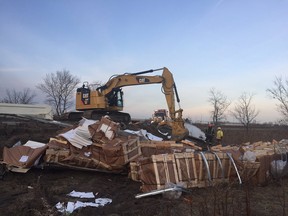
[205,123,215,145]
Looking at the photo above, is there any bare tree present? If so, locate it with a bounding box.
[231,92,259,131]
[1,88,36,104]
[267,76,288,123]
[37,70,80,116]
[208,88,231,125]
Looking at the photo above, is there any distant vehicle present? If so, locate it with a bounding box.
[151,109,169,124]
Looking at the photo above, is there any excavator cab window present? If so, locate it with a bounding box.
[107,88,123,108]
[77,82,90,105]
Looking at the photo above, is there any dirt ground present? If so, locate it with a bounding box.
[1,115,288,216]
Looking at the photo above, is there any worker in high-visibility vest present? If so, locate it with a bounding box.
[216,127,223,145]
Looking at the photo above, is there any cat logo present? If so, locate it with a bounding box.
[82,93,89,98]
[137,77,150,83]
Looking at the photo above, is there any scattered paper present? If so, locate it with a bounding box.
[56,191,112,214]
[84,151,92,157]
[67,190,95,198]
[95,198,112,206]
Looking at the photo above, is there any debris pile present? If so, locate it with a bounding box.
[129,139,288,193]
[1,116,288,194]
[210,139,288,185]
[44,116,141,173]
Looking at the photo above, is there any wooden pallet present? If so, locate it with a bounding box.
[136,151,234,192]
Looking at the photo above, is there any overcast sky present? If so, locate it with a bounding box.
[0,0,287,123]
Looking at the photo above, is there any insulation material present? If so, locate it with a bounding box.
[57,118,96,149]
[76,118,96,139]
[75,126,91,140]
[59,129,92,149]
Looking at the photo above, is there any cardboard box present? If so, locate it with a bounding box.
[44,148,70,163]
[138,154,179,192]
[140,141,184,157]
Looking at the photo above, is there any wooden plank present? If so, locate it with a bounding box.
[174,152,198,187]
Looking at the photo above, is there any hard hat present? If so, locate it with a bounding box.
[217,127,221,130]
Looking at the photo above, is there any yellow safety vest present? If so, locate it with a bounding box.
[216,130,223,139]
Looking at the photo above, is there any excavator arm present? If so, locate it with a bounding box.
[97,68,164,93]
[160,67,189,141]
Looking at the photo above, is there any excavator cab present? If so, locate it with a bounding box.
[76,83,130,124]
[106,88,124,108]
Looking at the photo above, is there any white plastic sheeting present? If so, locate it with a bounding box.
[184,122,206,140]
[124,129,163,141]
[56,190,112,213]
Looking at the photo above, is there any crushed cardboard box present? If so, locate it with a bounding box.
[2,141,47,173]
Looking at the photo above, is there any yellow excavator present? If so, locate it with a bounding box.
[75,67,188,141]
